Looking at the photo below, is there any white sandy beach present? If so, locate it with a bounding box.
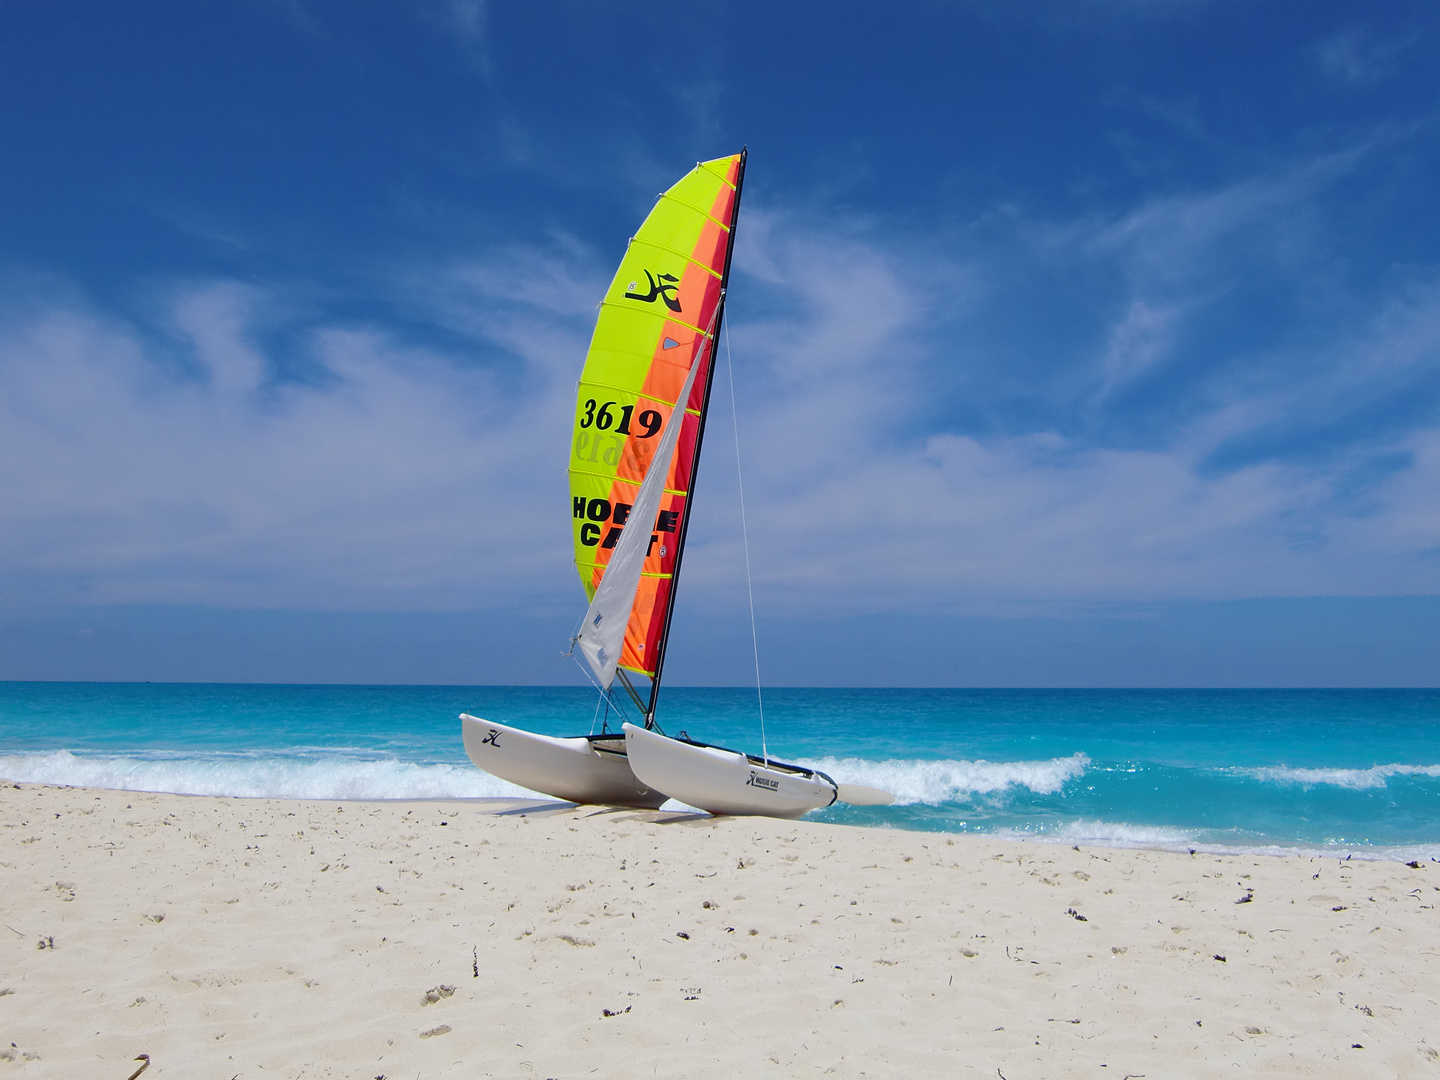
[2,782,1437,1078]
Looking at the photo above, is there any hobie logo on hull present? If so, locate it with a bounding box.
[481,729,501,747]
[625,271,682,312]
[746,770,779,792]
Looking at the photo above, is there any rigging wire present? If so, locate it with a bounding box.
[724,321,768,766]
[571,652,635,733]
[588,687,606,736]
[570,613,613,734]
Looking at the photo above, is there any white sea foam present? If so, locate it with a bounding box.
[1245,763,1440,791]
[0,750,537,801]
[1049,819,1197,847]
[797,753,1090,805]
[0,748,1090,806]
[1022,822,1440,864]
[981,819,1202,852]
[6,749,1438,863]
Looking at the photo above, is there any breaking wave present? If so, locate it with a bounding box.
[1243,763,1440,790]
[798,752,1090,805]
[0,749,535,801]
[1,748,1093,806]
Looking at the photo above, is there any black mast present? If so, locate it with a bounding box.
[642,148,748,728]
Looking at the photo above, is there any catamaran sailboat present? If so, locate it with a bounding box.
[462,151,891,818]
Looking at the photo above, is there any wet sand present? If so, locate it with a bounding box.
[1,782,1437,1078]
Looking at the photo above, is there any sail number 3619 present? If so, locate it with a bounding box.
[578,399,662,438]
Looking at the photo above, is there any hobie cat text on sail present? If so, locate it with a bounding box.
[574,496,678,549]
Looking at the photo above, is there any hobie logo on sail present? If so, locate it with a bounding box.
[746,770,779,792]
[625,271,682,313]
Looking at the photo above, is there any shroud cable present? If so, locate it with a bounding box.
[724,322,768,766]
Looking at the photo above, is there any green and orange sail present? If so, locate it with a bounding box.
[569,151,745,710]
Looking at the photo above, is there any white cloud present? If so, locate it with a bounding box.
[1315,27,1414,85]
[4,156,1440,622]
[691,200,1440,615]
[0,276,583,612]
[445,0,486,40]
[1096,299,1181,398]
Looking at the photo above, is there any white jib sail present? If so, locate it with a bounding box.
[575,336,708,690]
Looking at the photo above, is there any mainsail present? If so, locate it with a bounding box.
[569,151,746,709]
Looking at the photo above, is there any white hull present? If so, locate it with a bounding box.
[461,714,667,809]
[623,722,838,818]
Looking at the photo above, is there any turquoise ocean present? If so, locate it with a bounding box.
[2,683,1438,862]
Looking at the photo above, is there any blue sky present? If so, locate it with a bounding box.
[2,1,1439,685]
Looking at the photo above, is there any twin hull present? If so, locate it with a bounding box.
[460,713,837,818]
[621,723,838,819]
[460,714,666,809]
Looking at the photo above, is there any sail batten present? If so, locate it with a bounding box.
[574,565,675,580]
[624,240,727,278]
[655,197,731,231]
[568,151,745,693]
[574,380,698,409]
[593,303,712,336]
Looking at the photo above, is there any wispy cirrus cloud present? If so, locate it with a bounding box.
[0,273,586,613]
[3,126,1439,625]
[1315,26,1416,85]
[683,137,1440,615]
